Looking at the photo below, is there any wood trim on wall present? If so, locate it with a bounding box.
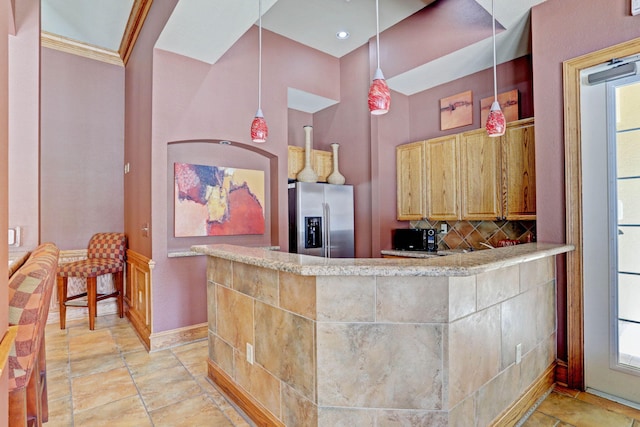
[119,0,153,65]
[562,37,640,391]
[208,360,285,427]
[149,323,207,352]
[40,0,152,67]
[491,362,556,427]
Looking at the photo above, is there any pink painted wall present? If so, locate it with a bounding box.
[531,0,640,362]
[146,27,340,332]
[314,45,374,257]
[1,0,13,413]
[287,109,313,148]
[125,0,178,257]
[40,48,124,249]
[370,55,533,255]
[532,0,640,244]
[409,57,533,141]
[381,0,495,78]
[8,0,39,251]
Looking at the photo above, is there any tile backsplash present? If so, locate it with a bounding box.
[410,219,536,251]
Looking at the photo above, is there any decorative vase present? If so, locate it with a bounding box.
[296,125,318,183]
[327,143,346,185]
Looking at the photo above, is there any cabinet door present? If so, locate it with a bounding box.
[426,135,460,220]
[503,118,536,220]
[396,141,426,220]
[125,250,153,347]
[460,128,502,220]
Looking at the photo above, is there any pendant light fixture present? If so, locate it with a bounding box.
[485,0,506,137]
[368,0,390,115]
[250,0,268,143]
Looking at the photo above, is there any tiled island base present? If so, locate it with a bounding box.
[193,243,572,426]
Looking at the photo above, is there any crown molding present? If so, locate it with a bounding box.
[40,0,153,67]
[41,31,124,66]
[119,0,153,65]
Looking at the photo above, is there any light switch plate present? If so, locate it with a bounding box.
[246,343,254,365]
[633,0,640,16]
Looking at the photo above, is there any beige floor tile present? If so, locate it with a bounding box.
[197,377,254,427]
[45,345,70,372]
[71,367,138,412]
[553,384,580,398]
[172,340,209,377]
[45,329,69,347]
[68,329,118,358]
[45,395,73,427]
[223,408,254,427]
[74,395,152,427]
[45,321,66,335]
[149,394,234,427]
[134,364,203,411]
[576,392,640,422]
[537,392,635,427]
[47,367,72,402]
[70,349,126,377]
[521,411,565,426]
[111,325,147,353]
[123,348,182,377]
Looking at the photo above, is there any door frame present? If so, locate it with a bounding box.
[563,37,640,390]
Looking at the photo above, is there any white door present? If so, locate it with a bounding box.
[582,69,640,406]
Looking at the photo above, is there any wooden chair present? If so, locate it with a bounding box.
[57,233,127,330]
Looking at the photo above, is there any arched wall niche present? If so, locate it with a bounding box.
[166,139,278,253]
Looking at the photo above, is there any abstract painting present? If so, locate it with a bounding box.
[174,162,265,237]
[480,89,519,125]
[440,90,473,130]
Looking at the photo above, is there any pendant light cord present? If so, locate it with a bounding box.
[376,0,380,71]
[492,0,497,102]
[258,0,263,110]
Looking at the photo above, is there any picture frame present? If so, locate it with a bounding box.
[440,90,473,131]
[480,89,519,125]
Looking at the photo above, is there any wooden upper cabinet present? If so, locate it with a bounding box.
[288,146,333,182]
[426,135,460,220]
[502,118,536,220]
[396,141,426,220]
[460,128,502,220]
[395,118,536,222]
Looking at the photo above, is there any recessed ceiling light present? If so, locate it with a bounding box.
[336,31,350,40]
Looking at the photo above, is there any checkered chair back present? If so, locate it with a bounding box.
[87,233,127,263]
[57,233,127,278]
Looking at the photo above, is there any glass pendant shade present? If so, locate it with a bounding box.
[485,101,506,137]
[251,108,268,143]
[251,0,267,143]
[485,0,504,137]
[368,68,391,115]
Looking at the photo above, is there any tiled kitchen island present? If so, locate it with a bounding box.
[191,243,573,427]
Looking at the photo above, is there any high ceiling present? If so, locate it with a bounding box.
[40,0,547,103]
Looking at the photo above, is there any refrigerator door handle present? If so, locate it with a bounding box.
[324,202,331,258]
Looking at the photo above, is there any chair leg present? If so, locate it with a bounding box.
[114,271,124,318]
[87,277,97,330]
[57,276,67,329]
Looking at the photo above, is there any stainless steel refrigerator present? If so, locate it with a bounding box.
[288,182,354,258]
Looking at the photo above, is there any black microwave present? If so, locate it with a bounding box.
[393,228,437,252]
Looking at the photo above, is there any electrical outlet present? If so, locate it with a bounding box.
[516,343,522,364]
[124,162,130,174]
[246,343,254,365]
[440,223,448,233]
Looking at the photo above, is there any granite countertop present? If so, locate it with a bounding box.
[191,242,574,277]
[380,249,469,258]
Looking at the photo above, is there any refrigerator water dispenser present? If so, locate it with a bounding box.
[305,217,323,248]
